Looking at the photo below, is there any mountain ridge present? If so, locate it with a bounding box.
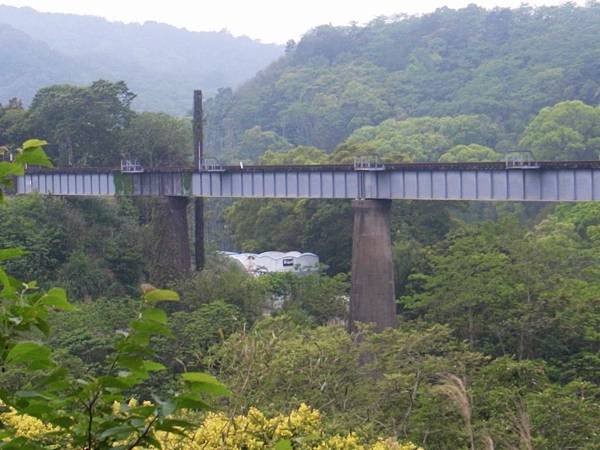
[0,4,283,114]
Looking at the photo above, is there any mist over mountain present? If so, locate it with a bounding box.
[0,23,89,105]
[0,5,283,114]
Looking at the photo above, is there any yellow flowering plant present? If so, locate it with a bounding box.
[4,402,423,450]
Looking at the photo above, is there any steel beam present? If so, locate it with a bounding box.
[17,166,600,202]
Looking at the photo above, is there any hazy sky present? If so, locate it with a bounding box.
[1,0,583,43]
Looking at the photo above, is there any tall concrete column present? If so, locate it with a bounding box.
[149,196,191,285]
[350,199,396,332]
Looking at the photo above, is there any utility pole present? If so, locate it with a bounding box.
[193,90,204,169]
[193,90,205,270]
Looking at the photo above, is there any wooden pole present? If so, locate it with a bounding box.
[193,90,205,270]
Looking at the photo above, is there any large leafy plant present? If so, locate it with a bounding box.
[0,141,228,449]
[0,139,51,202]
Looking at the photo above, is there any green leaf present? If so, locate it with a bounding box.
[99,375,134,390]
[34,317,50,337]
[274,440,293,450]
[39,288,76,312]
[37,367,70,389]
[157,399,176,417]
[0,161,24,178]
[130,318,171,337]
[144,289,179,303]
[98,425,135,440]
[143,360,166,372]
[16,147,52,167]
[181,372,230,395]
[155,419,191,436]
[182,372,231,396]
[52,416,75,428]
[22,402,56,417]
[117,355,145,370]
[128,405,156,417]
[175,395,211,411]
[0,267,15,296]
[141,307,168,324]
[181,372,223,385]
[15,391,51,400]
[130,417,147,428]
[0,248,27,261]
[6,342,53,368]
[21,139,48,150]
[188,382,231,397]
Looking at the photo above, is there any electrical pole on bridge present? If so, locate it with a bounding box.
[193,90,205,270]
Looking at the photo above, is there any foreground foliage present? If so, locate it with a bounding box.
[209,316,600,450]
[0,143,228,449]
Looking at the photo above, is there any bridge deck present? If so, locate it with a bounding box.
[16,161,600,202]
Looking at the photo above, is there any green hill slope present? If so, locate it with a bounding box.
[205,4,600,159]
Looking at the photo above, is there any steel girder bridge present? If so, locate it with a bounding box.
[15,159,600,331]
[16,160,600,202]
[13,89,600,331]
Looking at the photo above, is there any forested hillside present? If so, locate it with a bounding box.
[0,5,283,114]
[206,3,600,159]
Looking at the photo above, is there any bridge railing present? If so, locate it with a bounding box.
[121,160,144,173]
[200,158,225,172]
[354,156,385,171]
[0,146,14,162]
[505,151,540,169]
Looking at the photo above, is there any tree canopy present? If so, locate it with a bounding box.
[25,80,135,166]
[520,101,600,160]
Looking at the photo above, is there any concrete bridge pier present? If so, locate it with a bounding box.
[149,196,191,285]
[349,199,396,332]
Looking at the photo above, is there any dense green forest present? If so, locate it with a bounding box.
[205,3,600,159]
[1,3,600,449]
[0,5,282,114]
